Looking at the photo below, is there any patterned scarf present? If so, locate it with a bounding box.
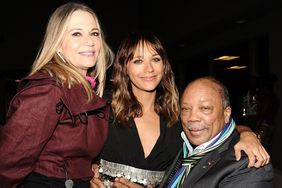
[168,118,236,188]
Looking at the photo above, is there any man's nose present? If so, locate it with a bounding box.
[187,109,199,122]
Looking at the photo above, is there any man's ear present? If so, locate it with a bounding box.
[224,106,232,124]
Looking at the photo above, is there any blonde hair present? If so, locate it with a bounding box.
[30,2,114,99]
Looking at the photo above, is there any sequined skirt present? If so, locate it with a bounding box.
[99,159,166,186]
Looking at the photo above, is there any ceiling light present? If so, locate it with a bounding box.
[213,56,240,61]
[227,65,247,70]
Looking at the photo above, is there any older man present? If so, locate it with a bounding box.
[161,77,273,188]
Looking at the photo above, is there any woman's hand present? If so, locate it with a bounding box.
[90,177,105,188]
[90,163,104,188]
[235,125,270,168]
[113,178,154,188]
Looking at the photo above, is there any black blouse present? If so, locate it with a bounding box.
[100,116,183,171]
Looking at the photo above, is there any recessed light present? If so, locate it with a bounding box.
[227,65,247,70]
[213,56,240,61]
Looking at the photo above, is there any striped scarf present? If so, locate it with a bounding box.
[168,118,236,188]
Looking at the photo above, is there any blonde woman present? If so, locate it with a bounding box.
[0,2,113,187]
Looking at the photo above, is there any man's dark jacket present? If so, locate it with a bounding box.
[160,131,273,188]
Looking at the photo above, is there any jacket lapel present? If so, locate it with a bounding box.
[180,131,236,188]
[159,149,183,187]
[61,83,107,115]
[181,150,221,187]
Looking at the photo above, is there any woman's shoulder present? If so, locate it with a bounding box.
[18,72,60,91]
[6,73,63,117]
[11,72,64,104]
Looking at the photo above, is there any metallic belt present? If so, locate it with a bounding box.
[99,159,165,186]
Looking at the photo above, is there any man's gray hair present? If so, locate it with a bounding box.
[188,76,230,108]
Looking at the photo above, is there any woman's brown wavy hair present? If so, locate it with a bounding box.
[111,31,179,128]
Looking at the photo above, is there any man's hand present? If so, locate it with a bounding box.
[234,130,270,168]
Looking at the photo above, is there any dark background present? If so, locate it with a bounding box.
[1,0,282,179]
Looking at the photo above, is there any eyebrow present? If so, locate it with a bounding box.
[91,28,99,31]
[133,55,143,59]
[181,102,189,106]
[152,54,160,57]
[69,27,99,32]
